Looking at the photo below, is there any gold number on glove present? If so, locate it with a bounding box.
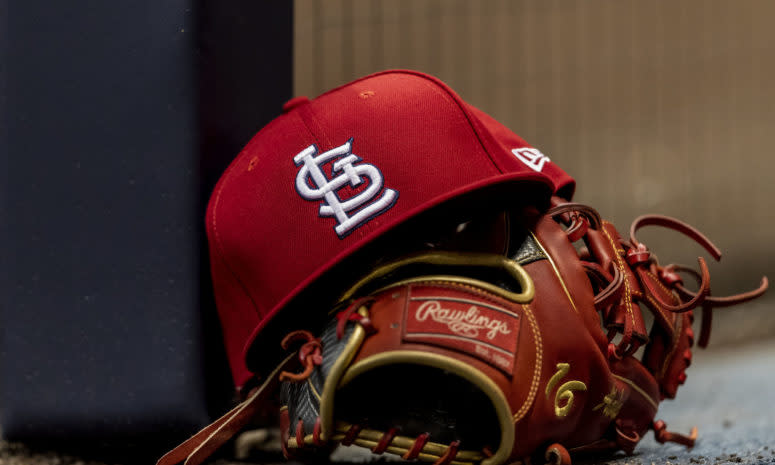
[545,363,587,418]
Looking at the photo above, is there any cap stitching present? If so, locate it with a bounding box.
[212,109,326,348]
[210,140,268,326]
[413,75,504,175]
[357,70,505,176]
[295,102,330,154]
[304,70,503,177]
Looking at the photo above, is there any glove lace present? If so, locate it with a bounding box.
[278,330,323,382]
[547,199,767,354]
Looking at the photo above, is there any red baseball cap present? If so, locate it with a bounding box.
[206,70,575,389]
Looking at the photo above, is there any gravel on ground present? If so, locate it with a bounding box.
[2,340,774,465]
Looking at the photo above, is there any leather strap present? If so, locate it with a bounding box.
[636,259,710,314]
[628,215,717,314]
[546,202,602,229]
[629,215,722,261]
[157,354,296,465]
[582,261,624,311]
[653,420,697,448]
[674,270,768,308]
[672,266,768,347]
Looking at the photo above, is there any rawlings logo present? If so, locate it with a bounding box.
[414,300,512,340]
[294,138,398,238]
[403,289,522,375]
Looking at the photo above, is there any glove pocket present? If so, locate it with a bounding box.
[299,277,537,465]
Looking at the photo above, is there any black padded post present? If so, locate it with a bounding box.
[0,0,292,460]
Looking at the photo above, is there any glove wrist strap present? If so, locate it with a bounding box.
[156,354,296,465]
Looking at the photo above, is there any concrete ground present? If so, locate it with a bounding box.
[2,340,774,465]
[578,339,775,465]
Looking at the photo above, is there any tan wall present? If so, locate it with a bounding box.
[294,1,775,343]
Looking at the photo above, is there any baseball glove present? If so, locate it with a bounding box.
[159,198,766,465]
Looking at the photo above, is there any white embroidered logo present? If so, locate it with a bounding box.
[511,147,550,172]
[294,138,398,238]
[414,301,512,340]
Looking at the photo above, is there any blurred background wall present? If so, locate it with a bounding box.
[294,0,774,345]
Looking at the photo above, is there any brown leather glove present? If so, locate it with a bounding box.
[159,199,767,465]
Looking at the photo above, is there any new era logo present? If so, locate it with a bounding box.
[294,139,398,238]
[511,147,550,172]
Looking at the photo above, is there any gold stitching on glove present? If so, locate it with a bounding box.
[659,314,683,379]
[529,231,578,314]
[602,222,635,347]
[612,374,659,411]
[306,378,322,402]
[376,275,531,306]
[592,386,625,419]
[545,363,587,418]
[512,304,542,424]
[337,251,535,304]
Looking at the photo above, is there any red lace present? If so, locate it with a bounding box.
[547,200,768,353]
[278,330,322,382]
[653,419,697,448]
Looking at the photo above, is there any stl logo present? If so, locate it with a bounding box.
[511,147,550,172]
[294,138,398,238]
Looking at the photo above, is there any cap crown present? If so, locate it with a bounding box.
[206,70,574,387]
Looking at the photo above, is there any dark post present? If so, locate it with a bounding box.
[0,0,292,459]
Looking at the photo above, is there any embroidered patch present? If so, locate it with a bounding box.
[293,138,398,238]
[402,284,521,374]
[511,147,550,172]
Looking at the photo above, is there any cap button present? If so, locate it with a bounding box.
[282,96,309,113]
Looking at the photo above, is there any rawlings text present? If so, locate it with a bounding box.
[415,300,511,340]
[403,288,522,375]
